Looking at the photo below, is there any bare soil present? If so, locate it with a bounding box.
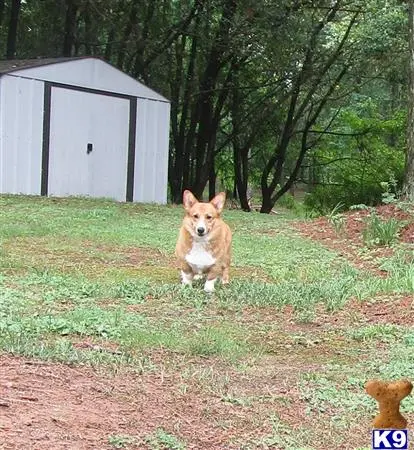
[0,353,315,450]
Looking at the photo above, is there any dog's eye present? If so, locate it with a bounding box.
[206,214,212,220]
[193,214,199,219]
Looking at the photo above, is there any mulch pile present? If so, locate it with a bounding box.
[294,204,414,276]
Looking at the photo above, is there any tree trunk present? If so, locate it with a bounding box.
[83,2,92,55]
[169,35,188,203]
[232,179,238,201]
[233,143,251,211]
[208,158,216,200]
[260,188,274,214]
[117,4,137,70]
[0,0,6,28]
[6,0,21,59]
[62,0,78,57]
[104,28,115,61]
[404,0,414,200]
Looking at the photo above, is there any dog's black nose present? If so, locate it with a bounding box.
[197,227,205,235]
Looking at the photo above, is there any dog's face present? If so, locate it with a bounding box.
[182,190,226,238]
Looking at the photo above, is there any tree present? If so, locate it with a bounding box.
[168,0,240,202]
[6,0,21,58]
[258,1,361,212]
[62,0,79,56]
[404,0,414,200]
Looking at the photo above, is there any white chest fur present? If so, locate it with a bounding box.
[185,239,216,273]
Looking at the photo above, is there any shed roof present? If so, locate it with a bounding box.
[0,56,169,103]
[0,57,84,74]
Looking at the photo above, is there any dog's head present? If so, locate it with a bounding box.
[182,190,226,238]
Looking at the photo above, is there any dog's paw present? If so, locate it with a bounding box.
[204,278,216,293]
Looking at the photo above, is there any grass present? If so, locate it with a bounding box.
[108,434,138,449]
[144,428,186,450]
[0,194,413,449]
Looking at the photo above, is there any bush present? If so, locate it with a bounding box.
[303,99,405,214]
[303,183,385,215]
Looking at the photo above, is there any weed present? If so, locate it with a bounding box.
[145,428,186,450]
[348,324,403,343]
[362,211,403,247]
[380,174,400,205]
[326,202,346,236]
[108,434,137,448]
[186,326,250,361]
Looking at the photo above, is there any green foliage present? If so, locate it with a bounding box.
[145,428,186,450]
[304,97,406,213]
[108,435,137,449]
[380,174,400,204]
[362,210,403,247]
[348,324,403,342]
[326,202,346,235]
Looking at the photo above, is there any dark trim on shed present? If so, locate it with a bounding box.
[41,82,51,196]
[127,98,137,202]
[41,81,137,202]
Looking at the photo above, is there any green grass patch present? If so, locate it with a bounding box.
[144,428,186,450]
[299,328,414,432]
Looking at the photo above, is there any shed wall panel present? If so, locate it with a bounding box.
[156,102,170,204]
[0,76,43,194]
[133,98,148,202]
[133,99,170,204]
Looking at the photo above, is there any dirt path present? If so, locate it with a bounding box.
[1,353,314,450]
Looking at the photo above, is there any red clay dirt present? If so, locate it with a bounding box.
[0,353,312,450]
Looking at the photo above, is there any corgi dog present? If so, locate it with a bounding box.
[175,190,232,293]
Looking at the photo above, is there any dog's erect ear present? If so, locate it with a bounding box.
[210,192,226,213]
[183,190,198,211]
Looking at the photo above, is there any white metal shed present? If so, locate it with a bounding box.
[0,56,170,203]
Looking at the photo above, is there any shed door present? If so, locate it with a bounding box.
[48,87,130,201]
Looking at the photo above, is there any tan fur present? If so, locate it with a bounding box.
[175,190,232,292]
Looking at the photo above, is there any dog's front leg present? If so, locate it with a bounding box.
[222,266,230,285]
[204,266,221,293]
[204,277,216,293]
[180,263,194,287]
[181,270,194,286]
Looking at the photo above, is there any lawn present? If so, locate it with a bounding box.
[0,195,413,449]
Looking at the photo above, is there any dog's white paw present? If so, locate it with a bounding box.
[204,278,216,293]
